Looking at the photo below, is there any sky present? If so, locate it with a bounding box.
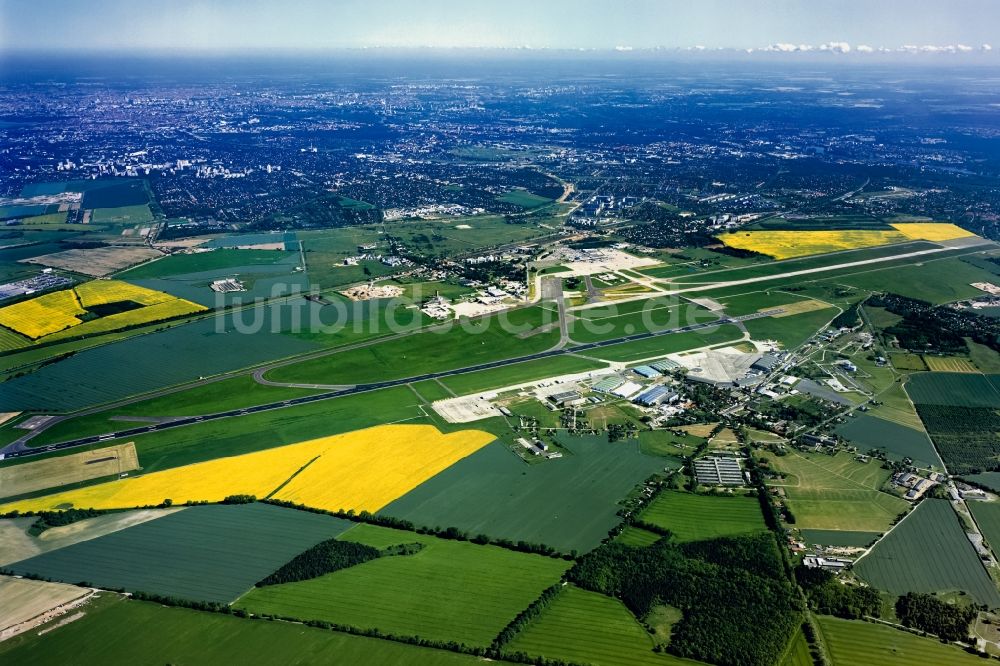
[0,0,996,53]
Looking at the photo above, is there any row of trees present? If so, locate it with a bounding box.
[262,499,575,559]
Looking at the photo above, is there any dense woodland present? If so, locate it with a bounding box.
[567,534,801,666]
[795,567,881,619]
[257,539,383,586]
[869,292,1000,354]
[895,592,978,642]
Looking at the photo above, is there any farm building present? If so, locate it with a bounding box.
[693,455,745,486]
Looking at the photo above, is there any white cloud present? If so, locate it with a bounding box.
[984,44,994,51]
[856,44,874,53]
[819,41,851,53]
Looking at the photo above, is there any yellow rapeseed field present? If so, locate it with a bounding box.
[0,280,205,343]
[272,425,495,512]
[0,425,494,514]
[0,289,86,339]
[717,230,908,260]
[75,279,175,307]
[889,222,977,242]
[44,298,206,341]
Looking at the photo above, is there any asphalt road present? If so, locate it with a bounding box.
[3,310,777,460]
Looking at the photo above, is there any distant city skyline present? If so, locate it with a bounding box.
[1,0,997,54]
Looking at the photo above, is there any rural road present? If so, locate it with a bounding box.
[2,310,779,460]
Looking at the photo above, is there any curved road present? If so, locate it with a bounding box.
[3,311,778,460]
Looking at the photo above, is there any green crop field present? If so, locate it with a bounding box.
[968,501,1000,557]
[764,450,908,533]
[0,595,483,665]
[964,472,1000,492]
[7,504,354,603]
[798,529,880,548]
[1,301,324,412]
[237,524,569,647]
[743,307,836,349]
[382,435,673,553]
[588,324,743,363]
[440,355,607,396]
[816,615,984,666]
[854,499,1000,607]
[265,305,561,385]
[506,585,699,666]
[906,372,1000,407]
[637,491,768,542]
[835,414,942,468]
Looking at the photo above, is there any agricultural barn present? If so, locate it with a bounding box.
[694,455,745,486]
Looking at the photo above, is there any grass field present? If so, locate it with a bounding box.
[824,256,996,305]
[717,229,908,260]
[4,425,490,514]
[779,628,813,666]
[0,326,30,351]
[89,204,154,224]
[568,303,715,343]
[382,435,673,553]
[854,499,1000,607]
[816,615,985,666]
[266,305,561,385]
[764,450,908,532]
[118,248,296,279]
[0,595,486,665]
[964,473,1000,493]
[506,585,698,666]
[834,414,942,468]
[637,491,768,542]
[798,529,880,548]
[617,525,664,547]
[7,504,354,603]
[439,355,607,395]
[499,190,552,208]
[588,324,743,363]
[0,443,138,500]
[743,307,836,349]
[27,376,322,447]
[237,524,569,647]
